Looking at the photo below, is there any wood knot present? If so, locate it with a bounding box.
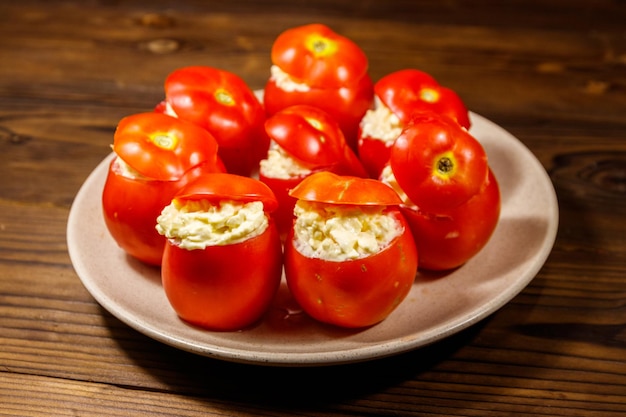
[550,152,626,200]
[0,126,31,145]
[140,38,180,54]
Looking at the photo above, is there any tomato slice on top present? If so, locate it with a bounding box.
[375,69,471,129]
[289,171,402,206]
[174,173,279,213]
[271,23,369,88]
[113,112,219,181]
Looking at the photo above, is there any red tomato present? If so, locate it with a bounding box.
[259,105,367,238]
[284,172,418,328]
[161,66,270,177]
[375,69,470,128]
[358,69,471,179]
[389,112,488,213]
[160,173,283,331]
[401,169,501,271]
[102,113,223,266]
[264,23,374,150]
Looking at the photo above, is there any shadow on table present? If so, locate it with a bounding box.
[103,308,490,411]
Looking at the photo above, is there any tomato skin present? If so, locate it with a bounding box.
[257,172,306,240]
[264,24,374,149]
[374,69,471,129]
[284,210,417,328]
[113,112,221,181]
[357,134,394,179]
[402,169,501,271]
[163,66,270,177]
[289,171,402,206]
[102,162,221,266]
[162,219,283,331]
[174,172,278,212]
[390,112,488,213]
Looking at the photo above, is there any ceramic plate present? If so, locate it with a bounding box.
[67,112,558,366]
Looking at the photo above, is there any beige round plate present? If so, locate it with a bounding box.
[67,112,558,366]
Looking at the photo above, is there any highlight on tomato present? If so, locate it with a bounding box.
[283,171,418,328]
[263,23,374,150]
[156,173,283,331]
[157,65,270,177]
[102,112,223,266]
[358,69,471,178]
[258,104,367,238]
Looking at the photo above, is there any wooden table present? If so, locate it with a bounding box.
[2,1,625,415]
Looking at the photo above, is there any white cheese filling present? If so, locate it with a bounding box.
[156,199,268,249]
[379,165,415,207]
[270,65,311,93]
[259,141,312,179]
[359,96,403,144]
[293,200,402,261]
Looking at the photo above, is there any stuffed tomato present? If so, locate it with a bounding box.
[283,172,418,328]
[358,69,471,178]
[102,112,223,266]
[263,23,374,150]
[382,112,500,270]
[155,173,283,331]
[258,104,366,238]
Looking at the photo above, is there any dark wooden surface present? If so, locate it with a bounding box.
[1,1,625,415]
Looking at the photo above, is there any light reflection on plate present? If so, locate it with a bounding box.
[67,111,558,366]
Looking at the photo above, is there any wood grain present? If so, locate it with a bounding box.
[1,0,625,416]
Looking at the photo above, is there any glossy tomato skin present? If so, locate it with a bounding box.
[402,169,501,271]
[102,161,221,266]
[357,133,394,179]
[264,76,373,150]
[264,24,374,149]
[374,69,470,129]
[284,210,417,328]
[162,219,283,331]
[390,112,488,213]
[163,66,270,177]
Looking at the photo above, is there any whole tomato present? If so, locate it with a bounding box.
[389,112,488,213]
[358,69,471,178]
[158,66,270,177]
[259,104,367,238]
[102,112,223,266]
[263,23,374,150]
[157,173,283,331]
[283,172,418,328]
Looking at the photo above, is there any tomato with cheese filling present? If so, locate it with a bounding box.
[102,112,223,266]
[283,172,418,328]
[156,173,282,331]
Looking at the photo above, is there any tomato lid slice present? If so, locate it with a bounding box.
[113,112,219,181]
[271,23,369,88]
[289,171,402,206]
[375,69,471,129]
[174,173,279,213]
